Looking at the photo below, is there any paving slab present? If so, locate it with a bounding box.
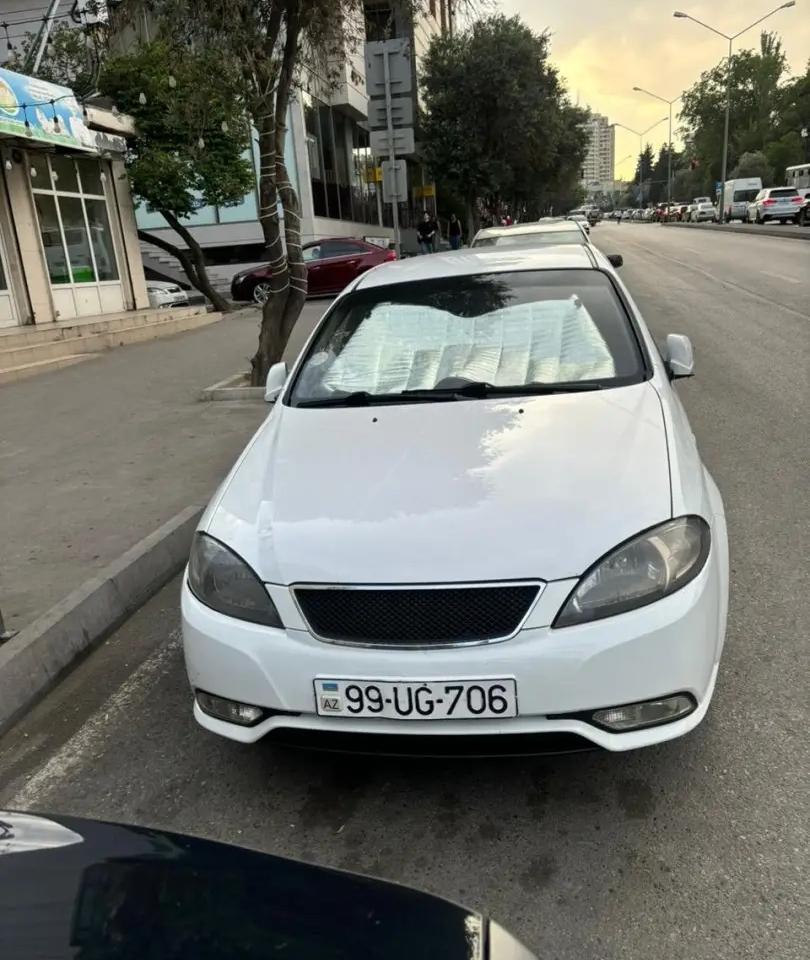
[0,301,328,633]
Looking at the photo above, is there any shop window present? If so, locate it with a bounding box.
[85,199,119,281]
[49,153,80,193]
[60,197,96,282]
[34,193,71,284]
[32,155,120,287]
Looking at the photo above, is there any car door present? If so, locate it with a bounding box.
[318,240,371,293]
[302,243,325,294]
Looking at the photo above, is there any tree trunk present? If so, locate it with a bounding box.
[249,13,305,387]
[250,117,291,386]
[466,195,476,243]
[158,211,231,313]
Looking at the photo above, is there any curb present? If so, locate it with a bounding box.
[0,504,204,735]
[199,372,265,401]
[662,221,810,242]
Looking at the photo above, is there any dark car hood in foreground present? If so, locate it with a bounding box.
[0,811,536,960]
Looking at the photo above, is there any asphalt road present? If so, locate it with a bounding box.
[2,224,809,960]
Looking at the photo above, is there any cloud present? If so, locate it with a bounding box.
[501,0,810,177]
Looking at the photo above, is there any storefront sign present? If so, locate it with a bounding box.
[0,68,98,153]
[89,129,127,155]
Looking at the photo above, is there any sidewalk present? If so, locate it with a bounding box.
[0,300,327,633]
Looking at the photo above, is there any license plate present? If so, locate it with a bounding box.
[314,678,518,720]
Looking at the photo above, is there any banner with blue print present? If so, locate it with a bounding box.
[0,67,98,153]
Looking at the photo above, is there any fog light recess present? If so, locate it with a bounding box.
[196,691,264,726]
[591,694,696,732]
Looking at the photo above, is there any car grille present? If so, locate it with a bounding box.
[293,583,540,646]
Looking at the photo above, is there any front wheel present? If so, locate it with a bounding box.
[251,281,271,305]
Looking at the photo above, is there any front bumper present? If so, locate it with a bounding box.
[181,552,725,752]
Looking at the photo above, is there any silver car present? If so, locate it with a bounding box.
[746,187,803,224]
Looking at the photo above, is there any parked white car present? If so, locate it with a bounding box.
[746,187,804,224]
[181,245,729,754]
[146,280,190,309]
[471,220,590,248]
[690,200,717,223]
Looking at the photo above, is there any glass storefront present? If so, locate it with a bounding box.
[32,155,120,287]
[302,90,386,227]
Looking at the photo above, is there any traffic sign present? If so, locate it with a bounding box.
[365,39,412,97]
[368,96,414,131]
[381,159,407,203]
[370,127,415,158]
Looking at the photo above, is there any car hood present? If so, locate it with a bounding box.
[0,811,531,960]
[205,382,672,584]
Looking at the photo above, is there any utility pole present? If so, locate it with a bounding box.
[366,39,414,259]
[25,0,62,75]
[382,44,401,258]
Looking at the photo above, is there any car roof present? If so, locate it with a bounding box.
[355,245,600,289]
[475,221,585,240]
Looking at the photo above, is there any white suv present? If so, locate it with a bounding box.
[746,187,803,224]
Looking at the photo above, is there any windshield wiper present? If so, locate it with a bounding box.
[403,380,604,399]
[296,390,453,408]
[297,380,604,407]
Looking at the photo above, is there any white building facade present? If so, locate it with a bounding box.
[581,113,615,196]
[0,0,442,281]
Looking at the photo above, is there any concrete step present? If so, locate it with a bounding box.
[0,353,98,385]
[0,305,211,349]
[0,309,222,377]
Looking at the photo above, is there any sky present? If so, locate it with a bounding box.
[501,0,810,179]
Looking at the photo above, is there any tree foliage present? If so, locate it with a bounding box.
[419,15,589,232]
[100,40,255,310]
[9,21,254,311]
[730,150,774,182]
[116,0,484,384]
[678,31,809,193]
[7,22,102,98]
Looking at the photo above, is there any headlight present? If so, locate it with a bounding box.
[554,516,711,628]
[187,532,283,627]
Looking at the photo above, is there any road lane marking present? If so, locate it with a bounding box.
[768,272,802,284]
[2,631,182,810]
[613,234,810,322]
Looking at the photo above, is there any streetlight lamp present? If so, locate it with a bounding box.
[614,118,668,209]
[674,3,796,222]
[632,87,683,208]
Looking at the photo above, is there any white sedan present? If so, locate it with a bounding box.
[146,280,190,309]
[182,245,729,754]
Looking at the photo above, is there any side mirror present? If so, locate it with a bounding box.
[664,334,694,380]
[264,361,288,402]
[607,253,623,268]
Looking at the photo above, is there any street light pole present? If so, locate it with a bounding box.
[614,118,668,209]
[674,3,796,223]
[632,87,683,209]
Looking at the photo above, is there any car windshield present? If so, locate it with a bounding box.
[286,270,647,407]
[473,230,585,248]
[769,188,798,198]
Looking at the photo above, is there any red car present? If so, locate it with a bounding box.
[230,238,397,304]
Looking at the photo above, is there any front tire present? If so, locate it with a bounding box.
[251,281,271,305]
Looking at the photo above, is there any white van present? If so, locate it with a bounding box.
[720,178,762,222]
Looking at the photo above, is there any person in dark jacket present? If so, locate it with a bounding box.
[417,211,438,254]
[448,214,462,250]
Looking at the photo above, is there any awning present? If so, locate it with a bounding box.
[0,67,100,154]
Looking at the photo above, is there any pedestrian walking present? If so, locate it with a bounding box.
[448,213,462,250]
[417,211,438,254]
